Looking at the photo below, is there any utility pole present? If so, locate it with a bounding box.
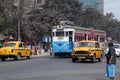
[18,0,21,41]
[14,0,21,41]
[18,12,21,41]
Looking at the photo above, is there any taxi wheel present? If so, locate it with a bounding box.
[81,59,85,62]
[98,58,101,62]
[14,54,21,60]
[72,58,77,63]
[26,56,31,59]
[1,57,6,61]
[98,55,102,62]
[92,55,96,63]
[26,53,32,59]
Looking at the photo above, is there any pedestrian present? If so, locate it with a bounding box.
[50,46,52,56]
[105,37,116,80]
[34,45,38,55]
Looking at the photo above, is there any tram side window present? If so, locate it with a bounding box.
[100,36,105,42]
[66,32,68,36]
[52,32,55,37]
[69,31,73,37]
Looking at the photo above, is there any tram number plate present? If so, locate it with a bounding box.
[58,37,63,39]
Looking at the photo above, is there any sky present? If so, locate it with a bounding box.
[104,0,120,20]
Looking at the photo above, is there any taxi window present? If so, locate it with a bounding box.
[79,42,94,47]
[19,43,23,47]
[4,43,16,47]
[23,43,27,48]
[95,43,99,48]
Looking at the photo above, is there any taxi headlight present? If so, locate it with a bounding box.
[72,50,75,54]
[11,49,13,53]
[0,51,3,53]
[88,49,91,53]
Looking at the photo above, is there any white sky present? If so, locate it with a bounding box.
[104,0,120,20]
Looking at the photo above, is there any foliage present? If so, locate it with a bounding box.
[28,0,83,42]
[28,0,120,42]
[0,0,120,42]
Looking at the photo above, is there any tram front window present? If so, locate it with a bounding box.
[56,31,64,37]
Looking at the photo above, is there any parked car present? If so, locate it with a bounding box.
[113,43,120,56]
[0,41,32,61]
[71,40,103,63]
[105,43,120,57]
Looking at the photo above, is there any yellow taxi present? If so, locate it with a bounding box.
[71,40,103,63]
[0,41,32,61]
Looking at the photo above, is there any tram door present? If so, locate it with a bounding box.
[69,31,73,49]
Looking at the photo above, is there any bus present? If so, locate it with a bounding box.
[52,21,106,57]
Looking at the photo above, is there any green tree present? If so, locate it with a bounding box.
[0,0,120,42]
[28,0,83,41]
[0,0,29,41]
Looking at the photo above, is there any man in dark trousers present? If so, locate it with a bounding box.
[105,37,116,80]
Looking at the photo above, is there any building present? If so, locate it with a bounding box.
[79,0,104,14]
[14,0,45,14]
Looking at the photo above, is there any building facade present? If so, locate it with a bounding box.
[79,0,104,14]
[14,0,103,14]
[14,0,45,12]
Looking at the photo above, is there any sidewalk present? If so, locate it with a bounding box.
[32,52,50,57]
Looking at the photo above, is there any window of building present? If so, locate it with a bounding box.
[36,0,41,4]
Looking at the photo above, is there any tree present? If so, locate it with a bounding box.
[103,13,120,41]
[0,0,120,42]
[28,0,83,41]
[0,0,30,41]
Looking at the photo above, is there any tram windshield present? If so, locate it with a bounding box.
[56,31,64,37]
[79,42,94,47]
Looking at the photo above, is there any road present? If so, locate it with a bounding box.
[0,55,120,80]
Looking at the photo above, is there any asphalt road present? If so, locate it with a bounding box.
[0,55,120,80]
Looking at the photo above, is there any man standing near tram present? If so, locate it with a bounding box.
[105,37,116,80]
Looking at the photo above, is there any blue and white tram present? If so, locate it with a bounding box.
[52,21,75,57]
[51,21,106,57]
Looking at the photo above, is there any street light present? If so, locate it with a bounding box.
[14,1,21,41]
[18,13,21,41]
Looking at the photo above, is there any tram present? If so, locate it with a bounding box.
[52,21,106,57]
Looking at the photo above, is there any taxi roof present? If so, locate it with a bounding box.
[79,40,99,43]
[5,41,24,44]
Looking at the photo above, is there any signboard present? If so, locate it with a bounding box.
[9,35,14,40]
[42,37,51,42]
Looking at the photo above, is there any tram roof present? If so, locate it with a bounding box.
[52,24,106,33]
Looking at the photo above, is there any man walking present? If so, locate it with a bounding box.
[105,37,116,80]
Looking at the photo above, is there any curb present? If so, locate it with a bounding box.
[32,52,50,57]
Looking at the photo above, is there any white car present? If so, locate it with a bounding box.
[105,43,120,57]
[113,44,120,57]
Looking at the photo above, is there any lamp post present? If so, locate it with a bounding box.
[14,1,21,41]
[18,13,21,41]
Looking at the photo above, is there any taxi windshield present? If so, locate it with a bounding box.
[113,44,120,49]
[4,43,16,47]
[79,42,94,47]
